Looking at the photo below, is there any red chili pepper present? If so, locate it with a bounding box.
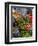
[29,15,32,20]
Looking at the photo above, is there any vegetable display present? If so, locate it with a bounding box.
[12,9,32,37]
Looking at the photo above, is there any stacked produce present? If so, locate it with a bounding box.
[12,9,32,37]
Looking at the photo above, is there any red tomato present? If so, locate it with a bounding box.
[24,23,32,31]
